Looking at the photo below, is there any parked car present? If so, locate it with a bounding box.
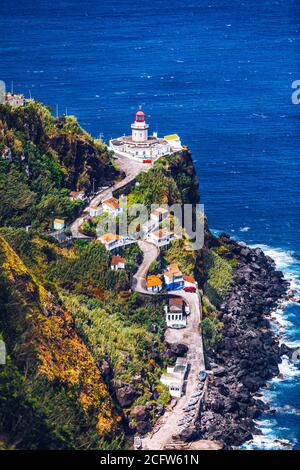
[183,286,196,293]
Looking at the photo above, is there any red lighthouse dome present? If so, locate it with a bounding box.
[134,106,146,123]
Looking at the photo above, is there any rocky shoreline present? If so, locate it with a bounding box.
[199,234,292,447]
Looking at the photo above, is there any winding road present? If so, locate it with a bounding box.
[133,240,205,450]
[71,153,152,238]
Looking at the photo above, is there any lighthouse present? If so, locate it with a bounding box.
[131,106,149,142]
[109,105,182,161]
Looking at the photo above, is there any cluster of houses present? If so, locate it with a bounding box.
[96,203,178,251]
[147,263,197,293]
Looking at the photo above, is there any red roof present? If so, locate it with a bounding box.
[112,255,126,265]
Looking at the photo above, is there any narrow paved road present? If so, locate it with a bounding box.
[132,240,160,293]
[71,153,152,238]
[132,240,205,450]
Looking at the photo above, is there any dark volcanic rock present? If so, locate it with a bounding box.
[200,238,288,448]
[166,342,188,359]
[116,385,138,408]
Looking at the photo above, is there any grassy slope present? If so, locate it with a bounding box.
[0,235,120,449]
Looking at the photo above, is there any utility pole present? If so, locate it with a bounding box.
[29,89,32,100]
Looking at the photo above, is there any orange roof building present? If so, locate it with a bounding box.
[98,233,123,250]
[147,275,163,292]
[111,255,126,270]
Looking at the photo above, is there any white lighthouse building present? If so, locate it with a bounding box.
[109,106,182,162]
[131,106,149,142]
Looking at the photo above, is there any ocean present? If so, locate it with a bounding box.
[0,0,299,449]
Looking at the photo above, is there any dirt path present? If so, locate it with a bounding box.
[71,153,151,238]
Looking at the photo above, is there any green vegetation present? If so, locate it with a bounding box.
[0,100,119,228]
[201,315,224,349]
[202,250,233,308]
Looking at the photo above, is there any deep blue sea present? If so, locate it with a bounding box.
[1,0,299,449]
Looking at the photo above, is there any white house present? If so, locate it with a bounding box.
[69,191,85,201]
[53,218,65,231]
[163,264,184,290]
[163,134,183,152]
[142,207,169,235]
[102,197,122,216]
[98,233,124,251]
[98,233,132,251]
[161,357,188,398]
[5,93,24,107]
[111,255,126,271]
[164,297,187,328]
[151,207,169,224]
[183,275,198,289]
[89,205,103,217]
[147,228,174,247]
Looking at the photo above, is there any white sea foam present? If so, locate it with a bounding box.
[239,226,250,232]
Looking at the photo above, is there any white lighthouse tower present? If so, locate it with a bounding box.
[131,106,149,142]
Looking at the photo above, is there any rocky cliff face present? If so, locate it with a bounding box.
[0,102,119,192]
[199,234,289,447]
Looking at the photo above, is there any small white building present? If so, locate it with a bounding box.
[109,107,182,161]
[102,197,122,216]
[111,255,126,271]
[164,297,187,328]
[147,228,174,247]
[151,207,169,224]
[69,191,85,201]
[98,233,132,251]
[98,233,124,251]
[5,93,24,107]
[53,218,65,231]
[161,357,188,398]
[89,205,103,217]
[163,134,183,152]
[163,263,184,291]
[142,207,169,234]
[183,275,198,289]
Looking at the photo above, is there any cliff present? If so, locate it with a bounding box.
[0,102,290,450]
[0,235,120,449]
[0,100,119,228]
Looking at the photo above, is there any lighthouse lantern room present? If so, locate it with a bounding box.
[131,106,149,142]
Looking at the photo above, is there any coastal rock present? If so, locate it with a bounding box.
[200,238,287,447]
[166,342,188,358]
[116,385,138,408]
